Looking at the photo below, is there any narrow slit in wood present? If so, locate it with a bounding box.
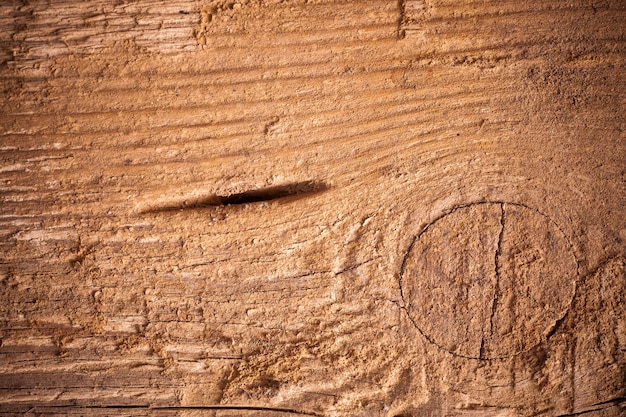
[142,181,329,213]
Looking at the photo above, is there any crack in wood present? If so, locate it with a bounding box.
[591,397,626,408]
[140,181,328,213]
[482,202,505,359]
[21,404,323,416]
[553,396,626,417]
[397,0,407,39]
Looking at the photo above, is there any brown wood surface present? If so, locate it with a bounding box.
[1,1,625,416]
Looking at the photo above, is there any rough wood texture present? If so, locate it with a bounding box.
[1,1,625,416]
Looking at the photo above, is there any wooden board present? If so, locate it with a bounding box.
[1,1,625,416]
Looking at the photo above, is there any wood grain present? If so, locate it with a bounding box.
[1,0,625,416]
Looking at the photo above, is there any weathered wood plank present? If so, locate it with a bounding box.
[1,0,625,416]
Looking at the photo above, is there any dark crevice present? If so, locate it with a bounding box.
[570,337,577,413]
[23,404,323,416]
[553,397,626,417]
[591,397,626,407]
[398,234,417,302]
[478,333,485,360]
[397,0,407,38]
[220,181,327,205]
[142,181,328,213]
[483,203,505,359]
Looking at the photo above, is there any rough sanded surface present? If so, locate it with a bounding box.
[0,1,625,416]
